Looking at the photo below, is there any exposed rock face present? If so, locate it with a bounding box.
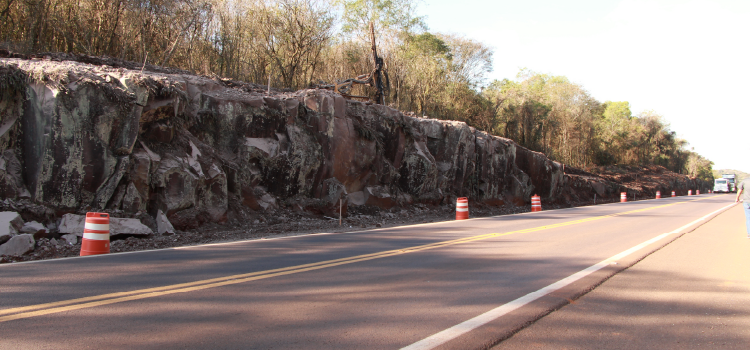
[0,58,712,231]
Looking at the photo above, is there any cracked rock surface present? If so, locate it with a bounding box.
[0,56,711,263]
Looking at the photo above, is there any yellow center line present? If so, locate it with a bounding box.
[0,197,711,323]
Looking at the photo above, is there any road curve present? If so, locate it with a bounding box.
[0,195,734,349]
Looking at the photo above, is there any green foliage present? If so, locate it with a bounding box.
[482,70,712,176]
[713,169,750,182]
[403,33,450,58]
[687,153,714,182]
[338,0,425,37]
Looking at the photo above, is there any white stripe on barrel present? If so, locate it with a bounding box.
[83,232,110,240]
[84,222,110,232]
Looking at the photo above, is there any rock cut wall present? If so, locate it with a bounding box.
[0,58,709,230]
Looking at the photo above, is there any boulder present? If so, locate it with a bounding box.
[20,221,47,238]
[110,217,154,236]
[365,186,396,209]
[58,213,85,235]
[61,234,77,245]
[347,191,367,206]
[0,234,34,256]
[59,214,153,236]
[156,210,175,235]
[0,211,23,238]
[258,194,278,211]
[168,208,209,230]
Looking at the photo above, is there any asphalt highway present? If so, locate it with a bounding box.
[0,194,736,349]
[494,197,750,349]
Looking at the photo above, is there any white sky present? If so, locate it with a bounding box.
[419,0,750,172]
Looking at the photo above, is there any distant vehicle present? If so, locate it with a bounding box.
[721,174,737,192]
[714,178,731,193]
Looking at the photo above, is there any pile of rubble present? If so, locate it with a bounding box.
[0,199,540,263]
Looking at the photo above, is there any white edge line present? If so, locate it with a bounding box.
[0,195,726,267]
[400,201,735,350]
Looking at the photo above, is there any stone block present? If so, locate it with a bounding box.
[20,221,47,237]
[156,210,175,235]
[61,234,77,245]
[0,234,34,257]
[110,217,154,236]
[59,214,153,236]
[365,186,396,209]
[58,214,85,235]
[347,191,367,206]
[0,211,23,238]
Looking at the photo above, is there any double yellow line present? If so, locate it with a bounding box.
[0,198,706,323]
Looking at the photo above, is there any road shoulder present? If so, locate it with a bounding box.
[492,204,750,349]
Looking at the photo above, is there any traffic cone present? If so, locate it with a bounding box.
[455,197,469,220]
[531,195,542,212]
[80,212,110,256]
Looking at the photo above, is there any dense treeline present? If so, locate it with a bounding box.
[482,71,713,181]
[0,0,712,180]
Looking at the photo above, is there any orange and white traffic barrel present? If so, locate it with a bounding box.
[696,190,700,195]
[688,190,692,196]
[531,195,542,212]
[456,197,469,220]
[672,191,676,197]
[620,192,627,203]
[80,212,110,256]
[656,191,661,199]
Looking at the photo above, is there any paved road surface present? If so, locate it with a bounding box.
[493,199,750,349]
[0,195,737,349]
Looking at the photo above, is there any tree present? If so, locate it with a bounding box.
[338,0,424,39]
[257,0,335,88]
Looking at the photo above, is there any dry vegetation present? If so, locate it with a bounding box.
[0,0,713,179]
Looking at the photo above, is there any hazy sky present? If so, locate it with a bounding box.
[418,0,750,172]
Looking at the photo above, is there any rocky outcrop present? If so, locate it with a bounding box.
[0,57,712,235]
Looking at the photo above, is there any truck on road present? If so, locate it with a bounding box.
[715,174,737,193]
[714,178,731,193]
